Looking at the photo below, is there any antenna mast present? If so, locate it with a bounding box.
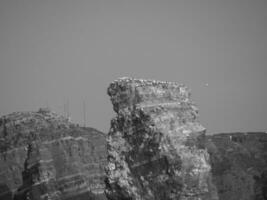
[63,103,66,117]
[67,99,70,118]
[83,100,86,127]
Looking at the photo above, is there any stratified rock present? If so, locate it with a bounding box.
[105,77,218,200]
[0,108,107,200]
[207,132,267,200]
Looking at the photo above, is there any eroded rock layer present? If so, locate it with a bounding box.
[106,78,218,200]
[0,109,107,200]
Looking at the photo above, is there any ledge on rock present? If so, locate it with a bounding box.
[105,77,218,200]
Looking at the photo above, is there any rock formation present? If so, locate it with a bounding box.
[207,132,267,200]
[1,78,266,200]
[0,108,107,200]
[105,77,218,200]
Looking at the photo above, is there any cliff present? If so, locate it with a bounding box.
[207,132,267,200]
[105,77,218,200]
[0,108,107,200]
[1,78,266,200]
[106,77,267,200]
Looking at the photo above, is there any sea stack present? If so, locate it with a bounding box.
[105,77,218,200]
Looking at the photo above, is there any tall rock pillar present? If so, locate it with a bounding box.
[105,77,218,200]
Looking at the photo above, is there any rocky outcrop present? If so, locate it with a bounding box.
[105,77,218,200]
[0,108,107,200]
[207,132,267,200]
[1,78,267,200]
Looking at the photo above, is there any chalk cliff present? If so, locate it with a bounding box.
[0,108,107,200]
[105,77,218,200]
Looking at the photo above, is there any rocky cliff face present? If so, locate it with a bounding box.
[207,132,267,200]
[1,78,266,200]
[0,108,107,200]
[105,77,218,200]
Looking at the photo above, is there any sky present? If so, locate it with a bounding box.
[0,0,266,134]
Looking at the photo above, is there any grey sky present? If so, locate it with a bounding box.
[0,0,266,134]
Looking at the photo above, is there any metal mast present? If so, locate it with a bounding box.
[83,100,86,127]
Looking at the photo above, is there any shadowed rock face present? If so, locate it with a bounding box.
[207,132,267,200]
[0,109,107,200]
[105,78,218,200]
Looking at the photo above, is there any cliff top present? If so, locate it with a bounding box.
[108,77,192,113]
[0,108,104,153]
[110,77,186,87]
[0,108,73,136]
